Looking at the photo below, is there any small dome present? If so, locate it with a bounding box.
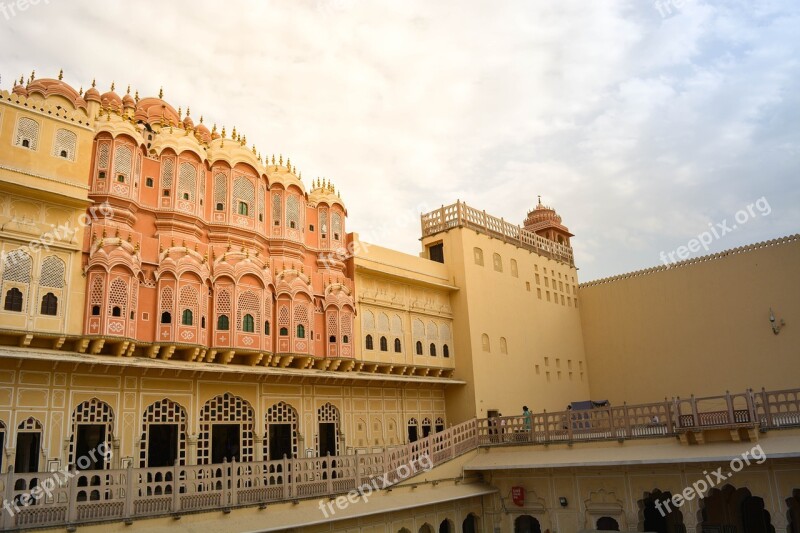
[195,122,211,143]
[12,77,27,97]
[134,97,181,127]
[84,84,101,103]
[182,115,194,129]
[100,86,122,111]
[26,77,87,109]
[122,92,135,108]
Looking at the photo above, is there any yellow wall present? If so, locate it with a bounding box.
[579,236,800,404]
[422,228,590,423]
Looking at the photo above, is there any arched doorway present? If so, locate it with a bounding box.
[139,398,187,467]
[265,401,299,460]
[514,514,542,533]
[597,516,620,530]
[787,489,800,533]
[197,393,254,464]
[439,518,454,533]
[640,489,686,533]
[419,524,434,533]
[69,398,114,470]
[462,513,478,533]
[317,403,340,457]
[700,484,775,533]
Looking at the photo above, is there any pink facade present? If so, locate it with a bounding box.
[82,91,355,359]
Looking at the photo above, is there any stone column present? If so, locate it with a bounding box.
[187,434,198,465]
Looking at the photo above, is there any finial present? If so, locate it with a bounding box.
[272,154,275,164]
[293,165,296,174]
[232,126,237,139]
[221,126,226,138]
[134,90,139,102]
[279,154,283,166]
[242,134,246,146]
[91,78,96,88]
[30,70,35,82]
[78,86,83,96]
[537,195,542,205]
[199,115,203,124]
[158,86,164,98]
[252,144,256,154]
[126,84,131,94]
[110,81,115,91]
[212,123,217,133]
[58,69,63,81]
[186,106,190,117]
[18,75,23,85]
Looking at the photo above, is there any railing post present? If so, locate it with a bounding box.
[282,456,290,500]
[354,450,361,489]
[567,410,573,441]
[761,387,773,427]
[172,460,181,514]
[2,466,14,529]
[665,398,674,434]
[326,453,333,495]
[543,410,549,443]
[124,462,135,522]
[221,459,230,507]
[726,390,735,424]
[690,394,699,428]
[623,402,631,438]
[746,388,756,424]
[456,201,463,227]
[230,458,239,507]
[66,466,78,526]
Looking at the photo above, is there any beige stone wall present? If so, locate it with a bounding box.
[0,92,93,338]
[484,458,800,533]
[579,237,800,404]
[354,237,456,371]
[421,227,590,423]
[0,357,447,470]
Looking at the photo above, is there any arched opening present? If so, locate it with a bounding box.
[4,288,23,312]
[217,314,229,330]
[40,292,58,315]
[597,516,620,530]
[264,320,270,335]
[787,489,800,533]
[91,305,100,316]
[416,341,423,355]
[462,513,478,533]
[139,399,187,467]
[243,314,255,333]
[700,484,775,533]
[69,398,114,470]
[439,519,454,533]
[160,311,171,324]
[197,393,254,464]
[394,338,402,352]
[366,334,373,350]
[15,417,42,474]
[514,515,541,533]
[296,323,305,338]
[430,343,437,356]
[265,402,298,460]
[380,336,388,351]
[421,418,432,438]
[640,489,685,533]
[407,418,418,443]
[419,524,434,533]
[181,309,193,326]
[443,344,450,358]
[317,403,340,457]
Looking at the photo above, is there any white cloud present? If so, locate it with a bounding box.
[2,0,797,280]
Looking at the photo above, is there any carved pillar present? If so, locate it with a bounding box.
[187,434,198,465]
[253,433,264,462]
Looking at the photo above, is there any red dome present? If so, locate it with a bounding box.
[26,78,87,109]
[134,97,181,127]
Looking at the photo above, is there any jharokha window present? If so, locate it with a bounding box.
[217,315,229,330]
[243,314,255,333]
[4,288,23,312]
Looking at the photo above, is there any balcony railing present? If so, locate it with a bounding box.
[475,387,800,446]
[420,201,575,266]
[0,387,797,530]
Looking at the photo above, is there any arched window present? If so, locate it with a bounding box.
[264,321,270,335]
[510,258,518,277]
[416,341,423,355]
[92,305,100,316]
[296,324,305,338]
[443,344,450,358]
[4,288,23,312]
[238,201,248,215]
[329,335,336,343]
[217,315,229,330]
[160,311,171,324]
[493,253,503,272]
[243,314,255,333]
[473,247,484,266]
[40,293,58,315]
[15,117,39,150]
[380,336,388,351]
[201,316,206,329]
[365,334,373,350]
[279,327,288,336]
[182,309,193,326]
[216,202,224,211]
[481,333,490,352]
[430,343,437,356]
[500,337,508,354]
[342,335,349,343]
[53,128,77,160]
[394,338,402,352]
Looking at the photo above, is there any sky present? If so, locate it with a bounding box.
[2,0,798,281]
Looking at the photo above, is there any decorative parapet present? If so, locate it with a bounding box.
[420,201,575,266]
[580,234,800,288]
